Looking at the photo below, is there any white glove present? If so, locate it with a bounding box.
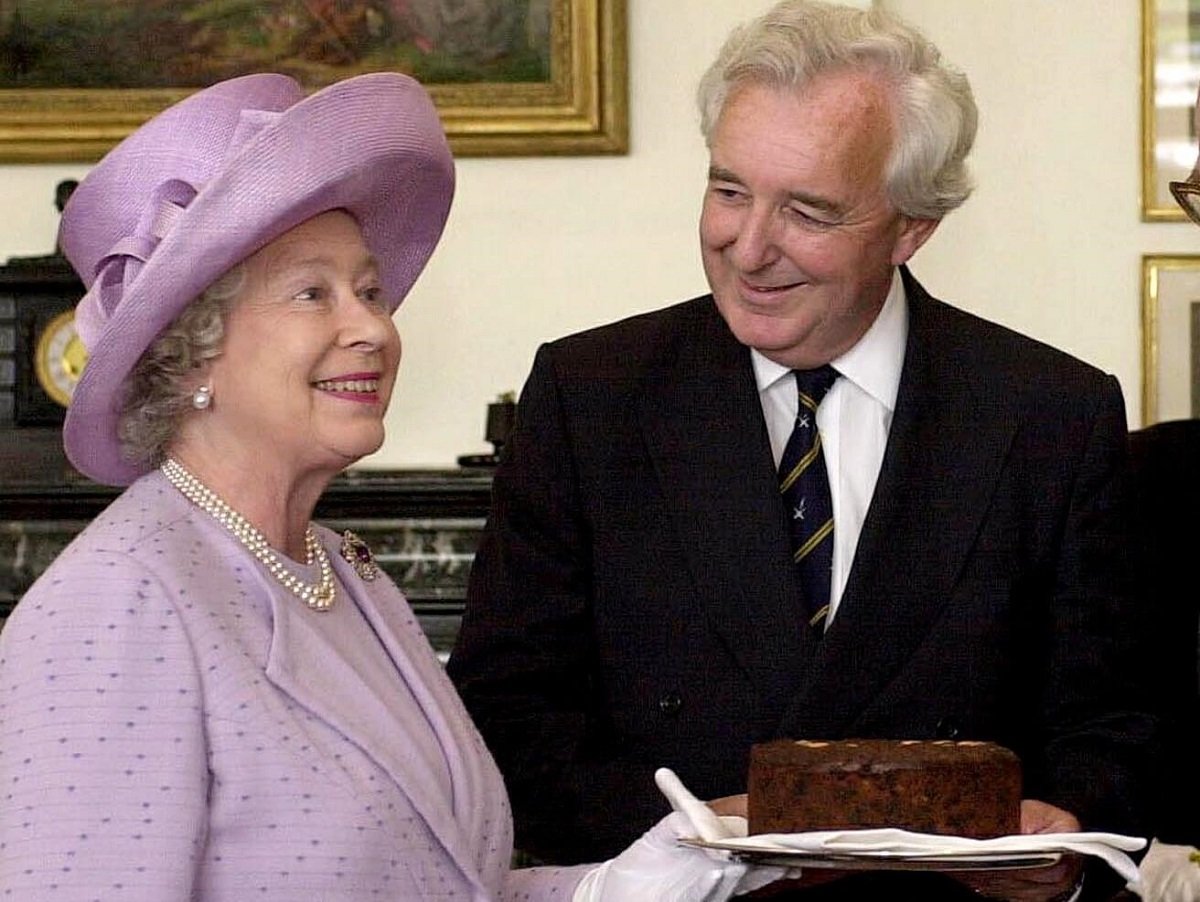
[571,811,785,902]
[1138,838,1200,902]
[572,767,792,902]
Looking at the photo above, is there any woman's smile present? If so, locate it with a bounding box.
[313,372,383,402]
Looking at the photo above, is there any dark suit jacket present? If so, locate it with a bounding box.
[1130,419,1200,847]
[449,271,1156,868]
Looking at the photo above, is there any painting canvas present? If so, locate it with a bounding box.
[1142,0,1200,220]
[1142,254,1200,423]
[0,0,626,158]
[0,1,550,89]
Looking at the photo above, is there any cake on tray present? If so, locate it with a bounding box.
[747,738,1021,839]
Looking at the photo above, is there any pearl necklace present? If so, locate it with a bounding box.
[161,458,335,611]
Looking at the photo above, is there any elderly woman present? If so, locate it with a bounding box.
[0,73,781,901]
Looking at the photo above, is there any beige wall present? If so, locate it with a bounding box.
[2,1,1186,468]
[887,0,1200,431]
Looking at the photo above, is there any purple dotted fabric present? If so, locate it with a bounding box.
[0,472,591,900]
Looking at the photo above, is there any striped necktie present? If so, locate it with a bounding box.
[779,365,839,633]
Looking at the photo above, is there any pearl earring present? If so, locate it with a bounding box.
[191,385,213,410]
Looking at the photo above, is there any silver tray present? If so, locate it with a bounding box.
[679,838,1063,872]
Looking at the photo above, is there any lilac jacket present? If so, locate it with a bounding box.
[0,471,591,900]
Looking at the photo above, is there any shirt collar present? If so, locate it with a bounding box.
[751,268,908,412]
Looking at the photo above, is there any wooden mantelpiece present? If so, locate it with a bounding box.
[0,466,494,657]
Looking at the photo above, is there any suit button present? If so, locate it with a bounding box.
[658,692,683,716]
[935,717,961,739]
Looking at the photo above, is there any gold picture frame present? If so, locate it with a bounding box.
[1141,254,1200,424]
[1142,0,1200,221]
[0,0,627,161]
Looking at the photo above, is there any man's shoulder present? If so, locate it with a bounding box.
[517,294,751,416]
[911,286,1115,394]
[542,294,721,364]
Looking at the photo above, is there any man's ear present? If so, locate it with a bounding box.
[891,217,941,265]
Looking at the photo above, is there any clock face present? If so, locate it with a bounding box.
[6,268,86,428]
[34,309,87,408]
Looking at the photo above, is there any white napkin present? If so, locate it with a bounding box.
[698,828,1146,885]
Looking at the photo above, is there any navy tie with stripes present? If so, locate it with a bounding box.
[778,365,839,633]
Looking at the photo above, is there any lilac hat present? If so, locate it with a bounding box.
[59,72,454,486]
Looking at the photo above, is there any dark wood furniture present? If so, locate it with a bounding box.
[0,468,492,657]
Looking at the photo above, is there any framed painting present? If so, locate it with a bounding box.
[0,0,627,160]
[1141,254,1200,424]
[1142,0,1200,220]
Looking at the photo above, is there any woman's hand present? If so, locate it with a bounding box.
[571,810,789,902]
[1139,838,1200,902]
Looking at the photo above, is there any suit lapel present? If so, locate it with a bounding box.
[340,551,503,880]
[782,273,1020,736]
[263,550,488,892]
[639,298,817,707]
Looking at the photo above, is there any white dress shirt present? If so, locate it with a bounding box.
[753,268,908,626]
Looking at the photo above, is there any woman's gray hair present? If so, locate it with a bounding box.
[696,0,977,219]
[117,266,245,467]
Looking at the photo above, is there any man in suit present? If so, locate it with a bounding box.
[1131,94,1200,902]
[449,2,1154,896]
